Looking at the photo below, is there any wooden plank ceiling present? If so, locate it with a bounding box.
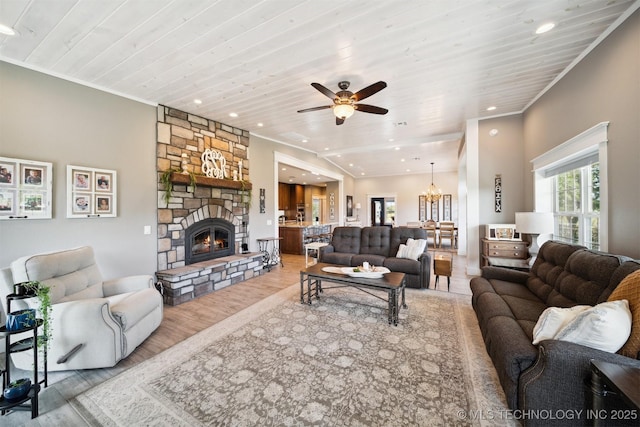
[0,0,636,181]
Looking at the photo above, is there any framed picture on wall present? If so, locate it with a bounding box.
[67,165,117,218]
[418,195,426,221]
[430,200,439,222]
[443,194,452,221]
[346,195,353,217]
[0,156,52,220]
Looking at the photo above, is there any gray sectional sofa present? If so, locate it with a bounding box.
[318,226,431,289]
[471,240,640,426]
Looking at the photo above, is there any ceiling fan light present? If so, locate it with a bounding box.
[333,104,355,119]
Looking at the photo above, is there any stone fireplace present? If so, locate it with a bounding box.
[155,106,263,305]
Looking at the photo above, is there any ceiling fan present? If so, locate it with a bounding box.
[297,81,388,125]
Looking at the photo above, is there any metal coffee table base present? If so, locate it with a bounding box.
[300,263,407,325]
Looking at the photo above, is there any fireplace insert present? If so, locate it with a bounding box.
[185,218,235,264]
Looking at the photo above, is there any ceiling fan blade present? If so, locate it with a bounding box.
[355,104,389,115]
[353,81,387,101]
[311,83,338,100]
[336,117,345,125]
[297,105,332,113]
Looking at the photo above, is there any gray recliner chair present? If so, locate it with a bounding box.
[0,246,163,371]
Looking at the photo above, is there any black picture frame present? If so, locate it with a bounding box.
[346,195,353,217]
[443,194,452,221]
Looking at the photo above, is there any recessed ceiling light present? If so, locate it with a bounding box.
[349,163,354,167]
[229,112,238,118]
[302,139,307,143]
[324,147,329,151]
[360,172,365,176]
[337,154,341,157]
[486,106,497,111]
[193,99,202,105]
[536,22,555,34]
[389,139,394,142]
[281,167,287,171]
[406,169,411,172]
[489,129,499,137]
[394,147,400,150]
[257,122,263,127]
[302,173,306,176]
[400,158,405,162]
[0,24,16,36]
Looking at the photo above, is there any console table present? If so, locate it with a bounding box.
[256,237,283,271]
[481,238,529,270]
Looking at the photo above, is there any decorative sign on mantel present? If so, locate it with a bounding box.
[201,148,227,179]
[494,174,502,213]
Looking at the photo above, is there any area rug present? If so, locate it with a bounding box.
[71,284,515,426]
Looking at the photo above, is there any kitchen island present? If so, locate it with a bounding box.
[279,222,335,254]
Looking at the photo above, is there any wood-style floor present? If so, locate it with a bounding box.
[2,251,473,426]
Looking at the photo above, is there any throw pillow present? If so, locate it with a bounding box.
[396,244,408,259]
[607,269,640,359]
[532,305,590,345]
[396,238,427,261]
[554,300,632,353]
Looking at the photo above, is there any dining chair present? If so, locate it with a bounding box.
[425,221,437,249]
[439,221,456,249]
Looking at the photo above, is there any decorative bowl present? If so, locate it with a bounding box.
[3,378,31,402]
[5,308,36,331]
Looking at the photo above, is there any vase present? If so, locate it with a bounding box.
[5,308,36,331]
[3,378,32,402]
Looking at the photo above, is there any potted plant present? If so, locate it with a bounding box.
[21,280,52,352]
[3,377,32,402]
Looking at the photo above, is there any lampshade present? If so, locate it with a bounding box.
[515,212,554,234]
[333,104,355,119]
[355,203,361,210]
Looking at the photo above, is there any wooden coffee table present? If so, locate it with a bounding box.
[300,263,407,325]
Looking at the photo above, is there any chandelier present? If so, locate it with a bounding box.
[425,162,442,203]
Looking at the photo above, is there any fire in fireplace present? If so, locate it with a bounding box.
[185,218,235,264]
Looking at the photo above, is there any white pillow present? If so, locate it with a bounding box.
[554,300,632,353]
[396,238,427,261]
[396,243,408,259]
[532,305,590,344]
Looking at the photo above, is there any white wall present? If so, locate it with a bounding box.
[353,172,459,227]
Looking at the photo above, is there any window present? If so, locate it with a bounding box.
[532,122,608,251]
[554,163,600,249]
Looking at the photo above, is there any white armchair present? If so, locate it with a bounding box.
[0,246,163,371]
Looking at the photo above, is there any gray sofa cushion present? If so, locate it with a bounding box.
[352,254,386,267]
[331,227,361,253]
[321,252,355,266]
[359,226,391,256]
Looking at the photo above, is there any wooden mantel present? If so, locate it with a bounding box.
[170,172,252,190]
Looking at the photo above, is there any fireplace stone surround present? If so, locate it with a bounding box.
[155,106,264,305]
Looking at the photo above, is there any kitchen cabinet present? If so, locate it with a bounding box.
[278,183,290,210]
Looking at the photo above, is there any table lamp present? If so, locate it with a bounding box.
[515,212,554,266]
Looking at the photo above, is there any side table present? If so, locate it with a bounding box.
[257,237,284,271]
[590,359,640,427]
[433,253,452,291]
[304,241,328,267]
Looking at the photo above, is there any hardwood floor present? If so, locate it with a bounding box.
[2,252,474,426]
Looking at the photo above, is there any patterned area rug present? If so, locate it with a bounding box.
[71,285,514,426]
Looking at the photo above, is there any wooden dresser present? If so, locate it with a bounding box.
[481,238,529,269]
